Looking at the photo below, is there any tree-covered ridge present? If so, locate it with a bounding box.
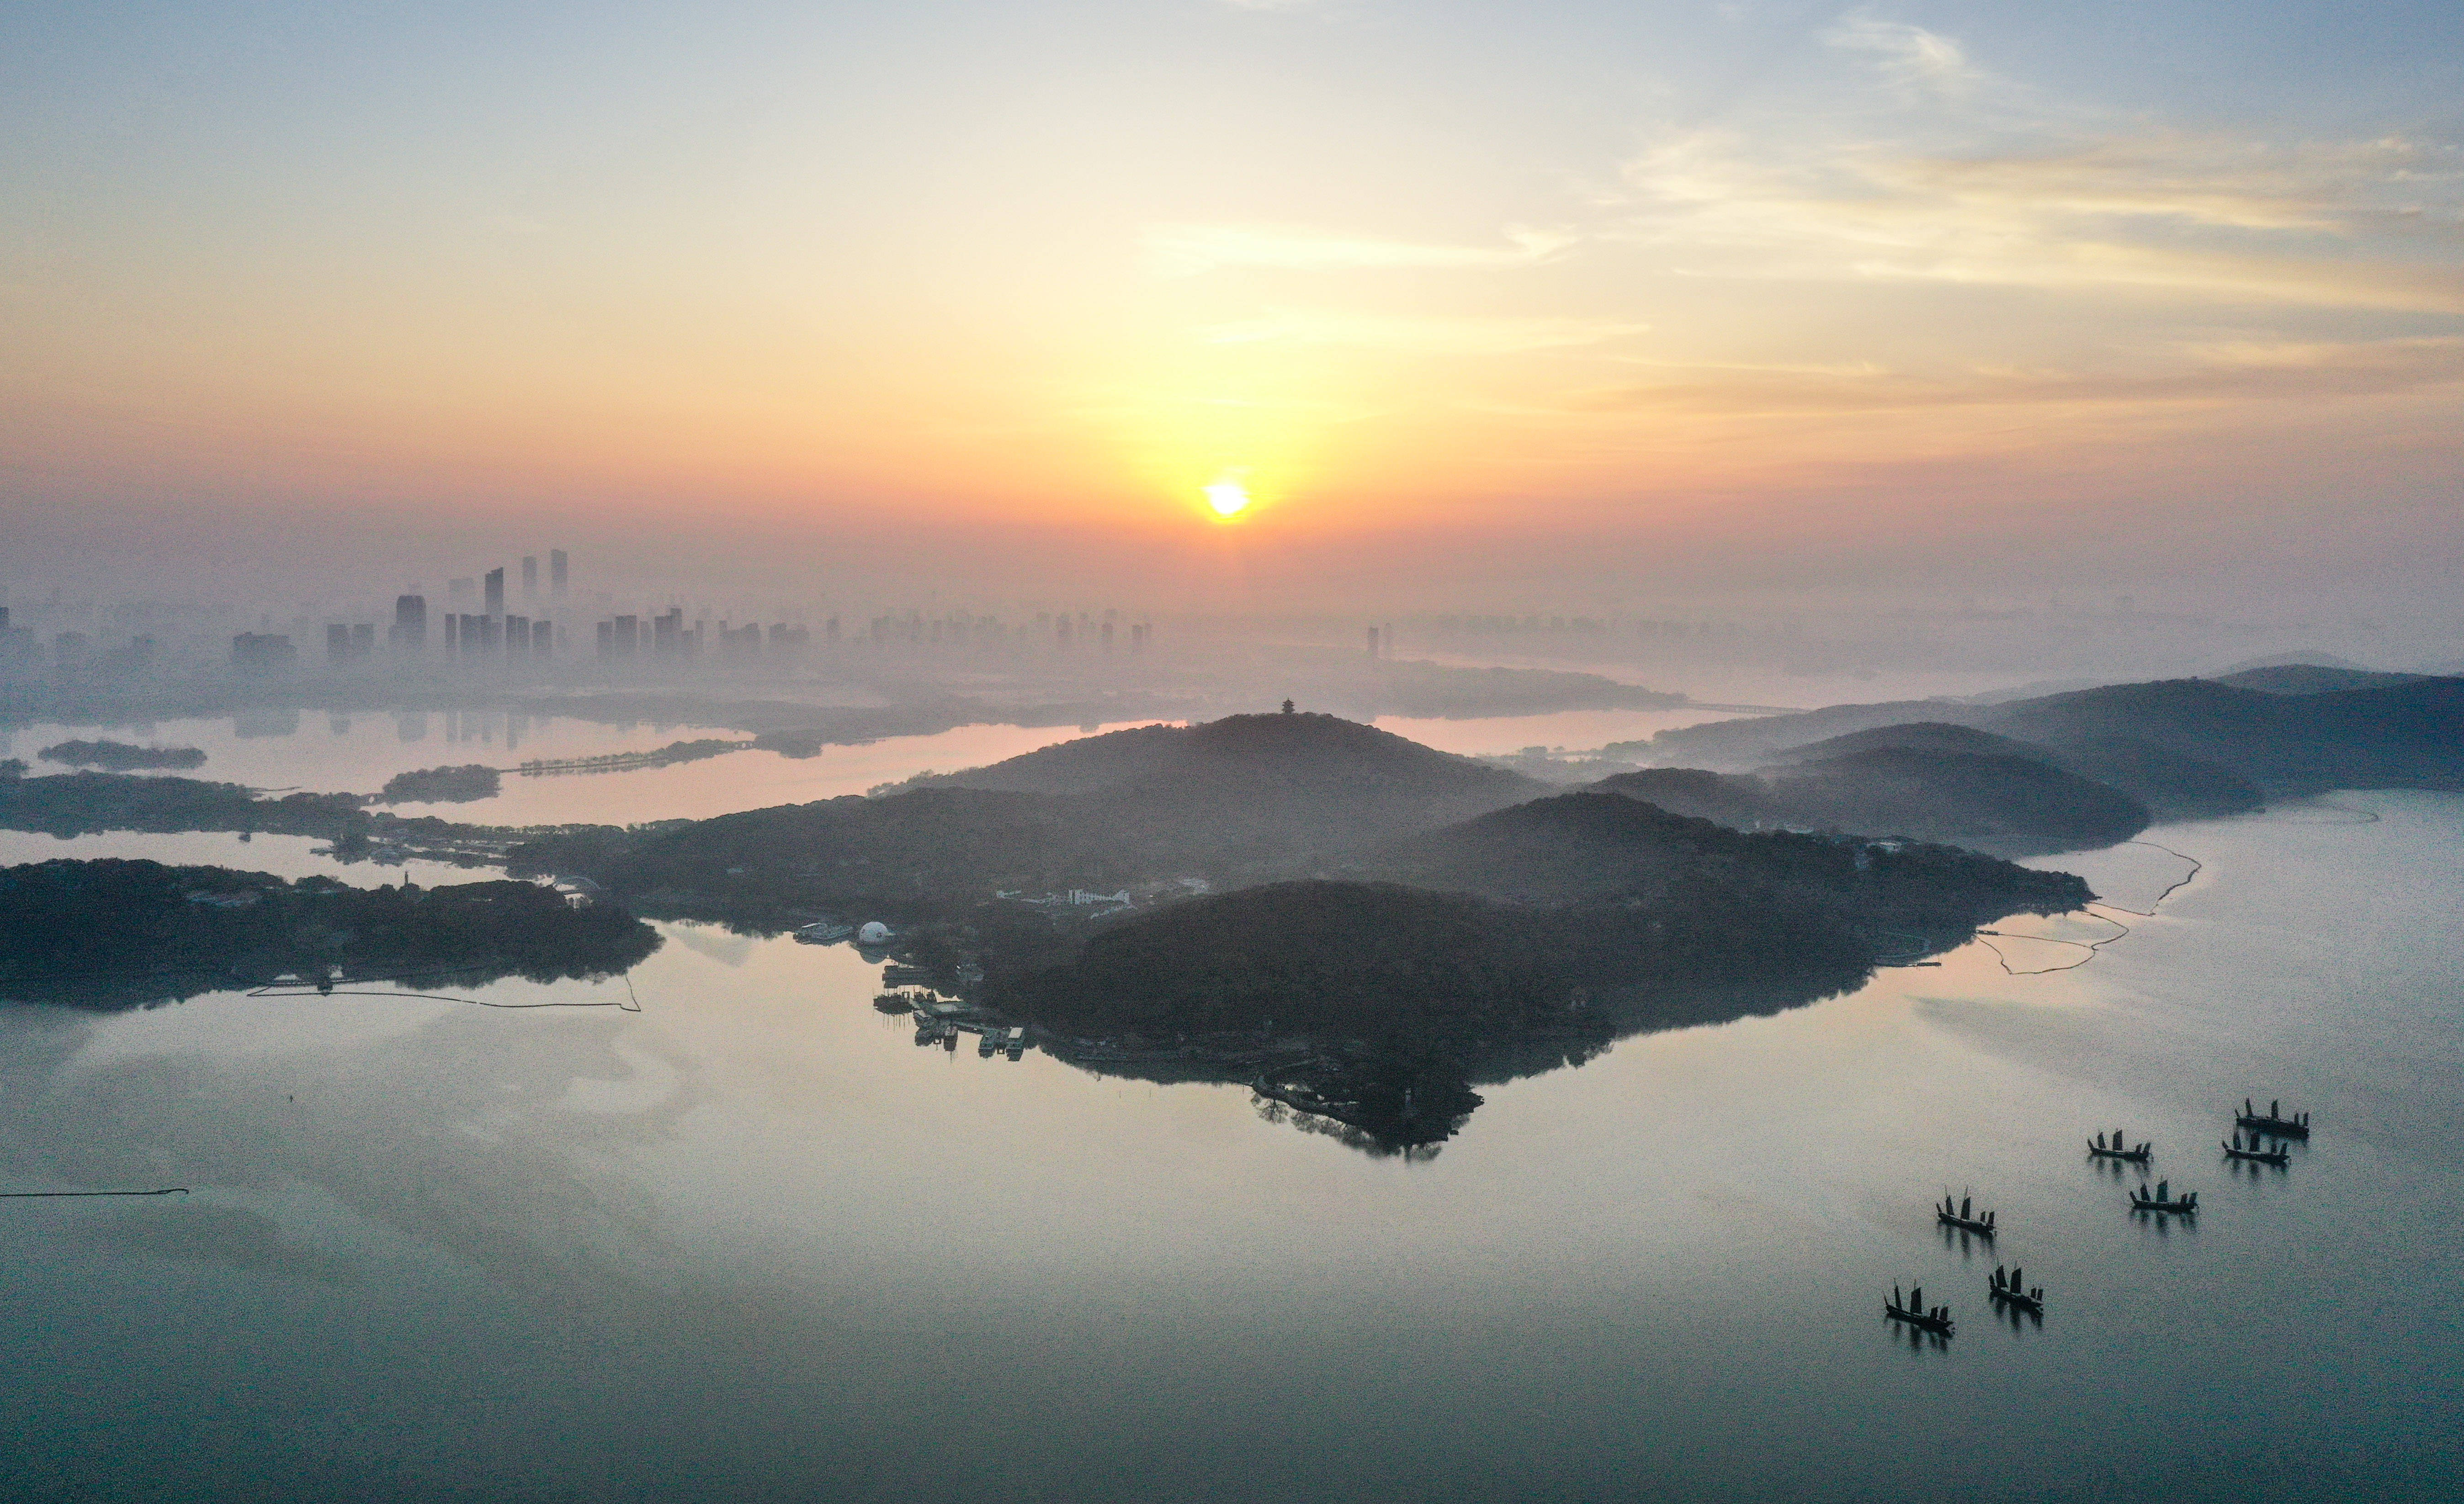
[1374,791,2087,936]
[1596,742,2152,855]
[0,860,659,1009]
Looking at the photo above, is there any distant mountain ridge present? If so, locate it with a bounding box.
[1640,675,2464,806]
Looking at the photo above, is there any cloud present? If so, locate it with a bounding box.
[1606,128,2464,313]
[1577,337,2464,414]
[1145,223,1576,277]
[1824,13,1987,98]
[1199,310,1649,354]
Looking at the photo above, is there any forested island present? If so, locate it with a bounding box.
[0,859,659,1009]
[494,712,2091,1151]
[377,763,502,803]
[37,738,208,771]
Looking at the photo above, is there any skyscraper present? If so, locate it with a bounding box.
[550,549,568,597]
[392,593,427,649]
[484,567,505,619]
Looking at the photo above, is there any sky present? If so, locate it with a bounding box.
[2,2,2460,612]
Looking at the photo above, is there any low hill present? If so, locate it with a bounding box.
[916,710,1542,847]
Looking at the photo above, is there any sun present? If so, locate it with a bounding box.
[1203,476,1251,519]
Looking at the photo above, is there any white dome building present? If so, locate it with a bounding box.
[857,921,893,944]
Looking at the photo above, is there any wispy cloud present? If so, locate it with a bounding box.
[1200,310,1648,354]
[1823,13,1989,100]
[1577,337,2464,414]
[1606,127,2464,312]
[1144,223,1576,277]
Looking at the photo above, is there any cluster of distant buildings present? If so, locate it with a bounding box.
[4,559,1168,687]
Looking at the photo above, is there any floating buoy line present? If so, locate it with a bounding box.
[244,966,643,1011]
[0,958,644,1012]
[1975,840,2204,976]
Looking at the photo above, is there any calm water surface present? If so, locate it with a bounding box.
[0,795,2457,1501]
[1,715,1170,826]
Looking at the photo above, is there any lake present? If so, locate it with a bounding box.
[0,794,2457,1501]
[0,714,1174,826]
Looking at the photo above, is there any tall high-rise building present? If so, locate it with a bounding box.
[522,556,538,599]
[550,550,568,596]
[484,567,505,619]
[232,633,296,673]
[392,594,427,649]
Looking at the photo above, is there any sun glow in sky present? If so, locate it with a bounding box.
[2,2,2460,604]
[1204,477,1252,519]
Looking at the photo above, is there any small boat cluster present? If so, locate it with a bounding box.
[1889,1095,2314,1341]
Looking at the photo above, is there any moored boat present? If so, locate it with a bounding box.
[1987,1264,2045,1315]
[1885,1283,1954,1336]
[2222,1131,2289,1166]
[1935,1191,1997,1237]
[2088,1128,2152,1162]
[2236,1097,2311,1139]
[2129,1179,2198,1214]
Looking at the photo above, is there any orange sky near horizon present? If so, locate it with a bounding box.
[4,2,2460,605]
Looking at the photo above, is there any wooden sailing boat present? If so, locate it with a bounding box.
[1935,1190,1997,1237]
[2236,1097,2311,1139]
[1987,1264,2045,1315]
[2222,1131,2290,1166]
[1885,1283,1954,1336]
[2088,1128,2152,1162]
[2129,1179,2199,1214]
